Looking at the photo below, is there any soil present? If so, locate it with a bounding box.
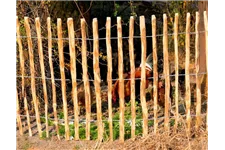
[17,134,102,150]
[17,126,208,150]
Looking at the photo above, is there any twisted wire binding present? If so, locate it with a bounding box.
[16,31,206,41]
[16,72,207,82]
[18,113,207,124]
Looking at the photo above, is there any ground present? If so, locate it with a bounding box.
[17,126,207,150]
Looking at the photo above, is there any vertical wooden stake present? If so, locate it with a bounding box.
[47,17,60,140]
[152,15,158,134]
[117,17,125,142]
[185,13,191,136]
[163,14,170,132]
[195,12,202,130]
[140,16,148,137]
[93,18,103,141]
[106,17,113,141]
[24,17,42,137]
[129,16,136,139]
[174,13,179,132]
[16,17,25,99]
[203,11,208,131]
[35,17,49,138]
[81,18,91,140]
[57,18,70,140]
[67,18,79,140]
[16,16,27,134]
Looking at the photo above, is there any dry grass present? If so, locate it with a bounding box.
[17,124,207,150]
[99,126,207,150]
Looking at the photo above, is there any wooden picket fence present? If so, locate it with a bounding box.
[16,11,208,142]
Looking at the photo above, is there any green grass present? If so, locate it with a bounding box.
[40,116,54,126]
[58,112,64,119]
[53,101,146,141]
[38,101,159,141]
[41,131,47,139]
[22,142,30,150]
[59,124,65,136]
[170,119,175,126]
[74,145,80,150]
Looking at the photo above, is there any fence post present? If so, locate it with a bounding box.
[203,11,208,131]
[57,18,70,140]
[195,12,202,130]
[16,17,25,100]
[81,18,91,140]
[93,18,103,141]
[106,17,113,141]
[163,14,170,132]
[129,16,136,139]
[67,18,79,140]
[152,15,158,134]
[140,16,148,137]
[35,17,49,138]
[117,17,125,142]
[47,17,60,140]
[174,13,179,132]
[24,17,42,138]
[185,13,191,137]
[16,16,25,136]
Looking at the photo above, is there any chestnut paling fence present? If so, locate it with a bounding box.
[16,11,208,142]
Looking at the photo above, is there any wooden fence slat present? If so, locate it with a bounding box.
[152,15,158,134]
[81,18,91,140]
[203,11,208,131]
[16,16,25,136]
[24,93,32,136]
[16,89,23,135]
[174,13,179,132]
[35,17,49,138]
[16,17,25,99]
[195,12,202,130]
[117,17,125,142]
[93,18,103,141]
[185,13,191,136]
[67,18,79,140]
[140,16,148,137]
[129,16,136,139]
[24,17,42,137]
[106,17,113,141]
[57,18,70,140]
[47,17,60,140]
[163,14,170,132]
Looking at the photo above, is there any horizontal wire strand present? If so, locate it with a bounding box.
[16,31,205,41]
[18,113,207,124]
[16,72,207,82]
